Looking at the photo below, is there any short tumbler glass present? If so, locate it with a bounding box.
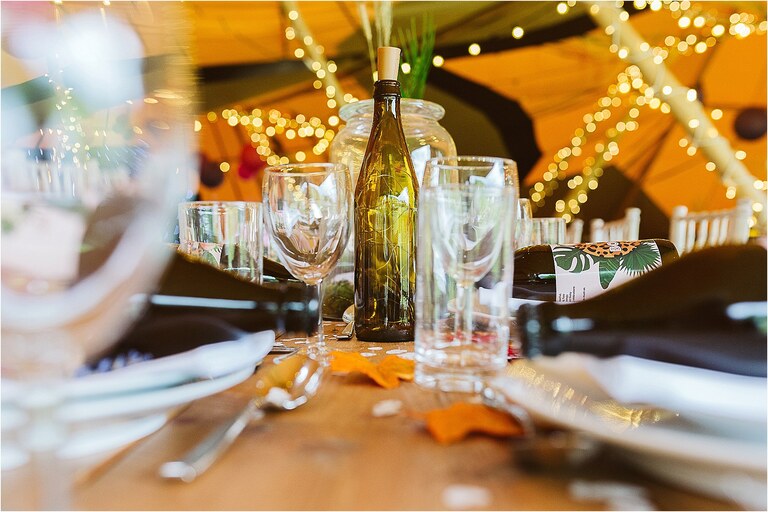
[178,201,263,283]
[530,217,566,245]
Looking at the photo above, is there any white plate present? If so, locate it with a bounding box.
[1,365,256,471]
[576,353,767,430]
[493,359,767,508]
[59,366,254,422]
[2,330,274,402]
[1,414,168,470]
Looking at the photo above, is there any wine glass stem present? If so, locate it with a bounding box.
[456,283,474,344]
[310,280,327,362]
[316,281,324,347]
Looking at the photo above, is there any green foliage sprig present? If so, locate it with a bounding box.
[396,14,435,99]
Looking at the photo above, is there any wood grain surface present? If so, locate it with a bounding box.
[2,322,734,510]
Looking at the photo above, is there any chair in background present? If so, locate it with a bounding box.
[566,219,584,244]
[589,207,641,242]
[669,199,752,255]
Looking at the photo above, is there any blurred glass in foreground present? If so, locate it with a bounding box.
[1,2,196,509]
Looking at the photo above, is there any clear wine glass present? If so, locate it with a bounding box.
[0,3,194,508]
[262,163,353,360]
[427,186,514,342]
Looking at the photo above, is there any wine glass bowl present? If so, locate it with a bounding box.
[430,186,510,287]
[1,3,194,508]
[263,163,353,358]
[2,7,192,375]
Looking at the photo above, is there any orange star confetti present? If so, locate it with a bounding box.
[424,402,524,444]
[329,351,413,389]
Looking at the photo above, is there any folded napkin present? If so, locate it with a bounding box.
[543,353,767,425]
[81,325,273,380]
[87,314,259,363]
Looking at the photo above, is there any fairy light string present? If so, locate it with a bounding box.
[53,0,758,207]
[530,66,645,212]
[529,1,766,231]
[586,1,766,230]
[282,1,358,110]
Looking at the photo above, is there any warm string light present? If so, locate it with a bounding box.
[612,3,765,214]
[203,107,336,169]
[548,1,768,230]
[61,0,765,215]
[611,1,765,68]
[632,0,766,39]
[639,3,765,219]
[282,2,356,111]
[559,106,640,221]
[530,65,649,215]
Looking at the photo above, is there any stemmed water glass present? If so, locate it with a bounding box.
[1,3,193,508]
[262,163,352,360]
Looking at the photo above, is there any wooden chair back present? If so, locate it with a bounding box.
[589,207,641,242]
[566,219,584,244]
[669,199,752,255]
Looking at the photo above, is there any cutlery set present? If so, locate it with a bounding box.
[159,354,323,482]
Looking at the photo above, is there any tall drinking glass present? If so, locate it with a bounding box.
[262,163,352,360]
[178,201,263,283]
[422,155,517,189]
[416,186,516,392]
[417,156,519,392]
[1,3,194,508]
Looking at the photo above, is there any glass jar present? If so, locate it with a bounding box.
[323,99,457,321]
[331,98,457,187]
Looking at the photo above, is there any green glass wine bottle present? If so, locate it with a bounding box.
[354,47,418,342]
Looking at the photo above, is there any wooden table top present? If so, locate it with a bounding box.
[3,322,735,510]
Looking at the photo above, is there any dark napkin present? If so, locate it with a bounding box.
[85,315,251,369]
[83,251,313,371]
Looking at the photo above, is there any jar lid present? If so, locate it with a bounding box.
[339,98,446,122]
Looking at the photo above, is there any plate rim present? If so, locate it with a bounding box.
[1,331,273,402]
[58,366,255,422]
[497,359,767,472]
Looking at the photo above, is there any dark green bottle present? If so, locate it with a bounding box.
[354,47,418,342]
[517,245,767,376]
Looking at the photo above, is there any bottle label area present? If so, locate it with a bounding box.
[551,240,663,302]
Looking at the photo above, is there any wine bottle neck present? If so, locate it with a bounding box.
[372,79,401,122]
